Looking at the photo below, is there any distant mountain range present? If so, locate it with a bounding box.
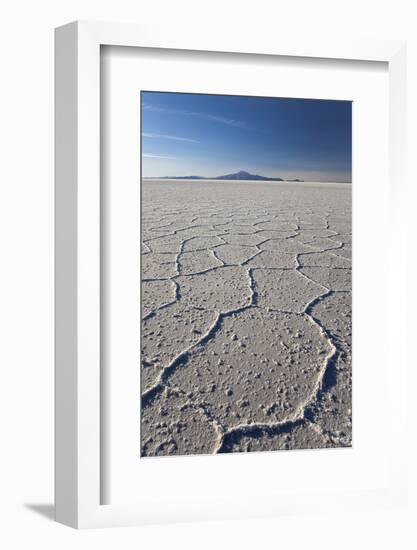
[147,170,303,182]
[215,170,283,181]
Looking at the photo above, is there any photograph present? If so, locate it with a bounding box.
[140,91,352,457]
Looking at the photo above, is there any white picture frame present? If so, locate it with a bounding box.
[55,20,407,529]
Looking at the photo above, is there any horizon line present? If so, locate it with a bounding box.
[141,169,351,184]
[142,176,352,183]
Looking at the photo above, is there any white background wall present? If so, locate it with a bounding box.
[0,0,415,548]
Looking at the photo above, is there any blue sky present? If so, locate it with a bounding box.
[141,91,352,182]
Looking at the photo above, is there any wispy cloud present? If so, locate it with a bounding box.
[142,104,244,128]
[142,132,199,143]
[142,153,177,159]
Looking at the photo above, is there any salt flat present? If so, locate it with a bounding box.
[141,179,352,456]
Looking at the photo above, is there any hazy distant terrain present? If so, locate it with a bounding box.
[141,179,352,456]
[149,170,302,182]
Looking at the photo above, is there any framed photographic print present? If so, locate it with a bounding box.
[55,21,407,528]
